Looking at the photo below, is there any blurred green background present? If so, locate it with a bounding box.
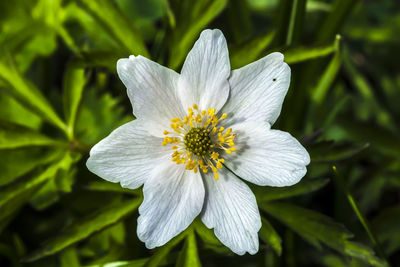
[0,0,399,266]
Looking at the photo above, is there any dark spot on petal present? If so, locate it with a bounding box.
[273,78,277,81]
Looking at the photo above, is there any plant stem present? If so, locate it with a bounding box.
[332,166,388,264]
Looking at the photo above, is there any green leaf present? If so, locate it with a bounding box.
[29,178,62,210]
[230,31,275,69]
[273,0,292,46]
[176,229,201,267]
[79,0,149,57]
[22,197,142,262]
[0,147,61,186]
[306,1,331,12]
[145,230,187,267]
[30,166,77,210]
[284,35,340,64]
[71,51,124,71]
[63,66,87,140]
[337,119,400,158]
[85,181,139,195]
[60,247,80,267]
[0,60,67,132]
[0,150,76,232]
[0,150,77,209]
[311,36,342,104]
[372,206,400,255]
[0,92,42,130]
[168,0,228,69]
[259,218,282,256]
[75,88,131,146]
[79,222,126,259]
[31,0,80,54]
[342,48,395,127]
[321,92,350,129]
[315,0,360,44]
[317,253,367,267]
[260,203,386,267]
[226,0,253,43]
[308,141,370,163]
[0,121,59,149]
[0,185,40,234]
[261,202,351,248]
[286,0,306,46]
[193,219,230,254]
[254,178,329,202]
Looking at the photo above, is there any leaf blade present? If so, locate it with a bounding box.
[176,229,201,267]
[0,61,67,132]
[259,218,282,256]
[255,178,329,202]
[22,197,141,262]
[79,0,149,57]
[260,202,386,267]
[63,66,87,139]
[0,122,59,149]
[168,0,228,69]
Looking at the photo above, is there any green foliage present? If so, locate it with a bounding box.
[63,66,87,140]
[176,230,201,267]
[0,0,399,266]
[168,0,228,69]
[373,206,400,255]
[260,203,386,267]
[22,197,141,262]
[259,218,282,256]
[79,0,149,57]
[75,88,131,146]
[310,35,342,104]
[0,60,66,132]
[230,31,275,69]
[0,122,58,149]
[253,177,329,202]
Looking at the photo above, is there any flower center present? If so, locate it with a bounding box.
[162,104,237,180]
[184,127,212,156]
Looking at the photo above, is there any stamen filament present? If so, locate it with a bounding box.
[162,104,237,180]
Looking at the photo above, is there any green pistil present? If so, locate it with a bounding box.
[184,127,212,156]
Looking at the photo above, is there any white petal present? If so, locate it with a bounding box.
[178,29,230,113]
[201,167,261,255]
[117,56,185,137]
[137,162,204,249]
[225,121,310,186]
[221,52,290,126]
[86,120,170,189]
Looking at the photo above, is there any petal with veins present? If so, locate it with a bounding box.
[178,29,230,113]
[224,121,310,187]
[137,161,205,249]
[201,167,261,255]
[117,56,185,137]
[86,119,170,189]
[222,52,291,126]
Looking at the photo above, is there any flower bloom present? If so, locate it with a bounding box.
[87,29,310,255]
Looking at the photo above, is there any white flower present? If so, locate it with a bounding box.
[86,29,310,255]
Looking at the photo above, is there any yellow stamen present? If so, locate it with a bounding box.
[161,104,237,179]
